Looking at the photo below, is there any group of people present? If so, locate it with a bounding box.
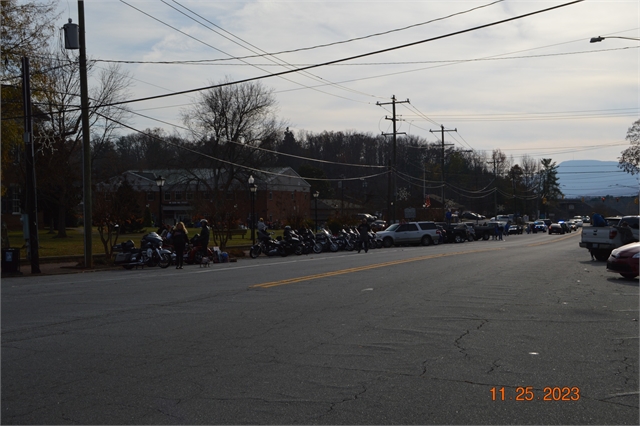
[492,222,510,240]
[158,219,209,269]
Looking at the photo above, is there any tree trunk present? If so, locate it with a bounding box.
[56,202,68,238]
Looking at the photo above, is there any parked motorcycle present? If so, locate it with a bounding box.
[112,232,171,269]
[250,230,284,258]
[314,228,338,253]
[186,234,214,264]
[278,229,304,256]
[334,228,355,251]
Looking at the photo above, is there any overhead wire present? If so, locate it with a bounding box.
[102,0,506,66]
[97,0,587,108]
[118,0,375,105]
[166,0,382,101]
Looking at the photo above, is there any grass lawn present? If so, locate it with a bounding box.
[6,227,267,258]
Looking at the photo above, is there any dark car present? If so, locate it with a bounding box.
[436,222,470,243]
[607,242,640,279]
[548,223,564,235]
[507,224,523,235]
[558,221,571,233]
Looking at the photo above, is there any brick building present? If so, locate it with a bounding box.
[96,167,312,227]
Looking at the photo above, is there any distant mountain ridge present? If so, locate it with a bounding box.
[557,160,639,198]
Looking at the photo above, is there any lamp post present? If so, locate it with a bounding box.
[313,191,319,231]
[249,175,257,245]
[155,175,165,227]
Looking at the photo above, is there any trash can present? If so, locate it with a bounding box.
[2,248,20,273]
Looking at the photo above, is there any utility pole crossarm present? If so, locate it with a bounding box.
[376,95,409,224]
[429,125,456,218]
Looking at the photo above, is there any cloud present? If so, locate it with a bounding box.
[67,0,638,163]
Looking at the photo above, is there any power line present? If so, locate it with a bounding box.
[103,0,506,66]
[97,0,586,108]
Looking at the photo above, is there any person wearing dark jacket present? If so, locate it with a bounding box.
[171,222,189,269]
[357,219,372,253]
[199,219,210,256]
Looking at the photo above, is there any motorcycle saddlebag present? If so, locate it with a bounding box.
[114,252,132,263]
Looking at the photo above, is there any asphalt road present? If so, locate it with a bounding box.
[2,231,638,425]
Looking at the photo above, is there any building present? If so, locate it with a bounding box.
[96,167,312,228]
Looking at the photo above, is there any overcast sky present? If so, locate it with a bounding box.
[63,0,639,166]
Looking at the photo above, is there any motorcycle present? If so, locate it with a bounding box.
[334,229,355,251]
[250,230,284,258]
[278,229,304,256]
[186,234,214,264]
[314,228,338,253]
[297,228,316,254]
[112,232,171,269]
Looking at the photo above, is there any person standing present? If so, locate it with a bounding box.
[171,222,189,269]
[199,219,210,257]
[357,219,372,253]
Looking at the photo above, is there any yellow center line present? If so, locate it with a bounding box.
[526,229,580,247]
[249,247,504,289]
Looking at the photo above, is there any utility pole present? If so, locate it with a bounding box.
[487,157,500,220]
[429,125,455,220]
[21,57,40,274]
[377,95,409,224]
[78,0,92,268]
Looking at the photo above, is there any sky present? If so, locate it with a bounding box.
[61,0,639,167]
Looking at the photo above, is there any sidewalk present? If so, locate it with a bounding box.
[3,260,119,277]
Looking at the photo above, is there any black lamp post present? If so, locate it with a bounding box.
[249,175,257,245]
[313,191,319,231]
[155,175,165,227]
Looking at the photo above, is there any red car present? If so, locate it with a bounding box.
[606,242,640,279]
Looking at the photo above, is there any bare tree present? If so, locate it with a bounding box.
[619,118,640,175]
[181,78,286,249]
[34,50,133,237]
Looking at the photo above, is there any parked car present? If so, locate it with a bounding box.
[508,224,523,235]
[606,242,640,279]
[436,222,471,243]
[549,223,565,235]
[376,221,440,247]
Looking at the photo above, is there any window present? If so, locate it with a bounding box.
[175,192,183,201]
[11,189,20,214]
[269,192,273,200]
[186,192,193,200]
[397,224,418,232]
[147,192,155,201]
[419,222,436,230]
[164,192,171,201]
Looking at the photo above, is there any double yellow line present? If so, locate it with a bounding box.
[249,247,503,289]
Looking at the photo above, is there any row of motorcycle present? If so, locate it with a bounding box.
[249,227,383,258]
[112,232,213,269]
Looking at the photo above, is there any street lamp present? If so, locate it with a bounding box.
[590,36,640,43]
[155,175,165,227]
[249,175,257,245]
[313,191,319,231]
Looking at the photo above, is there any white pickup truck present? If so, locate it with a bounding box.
[579,215,639,261]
